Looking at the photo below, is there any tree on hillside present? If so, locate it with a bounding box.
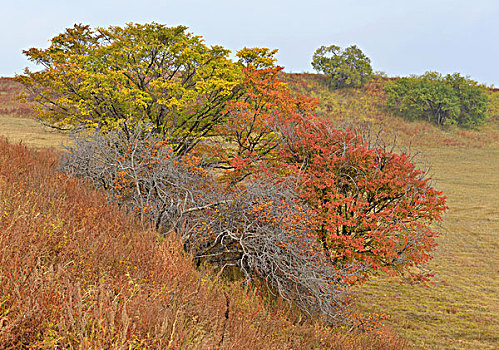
[311,45,373,89]
[446,73,489,126]
[386,72,489,126]
[16,23,244,155]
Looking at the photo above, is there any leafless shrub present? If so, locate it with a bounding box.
[60,128,216,233]
[186,176,367,321]
[60,127,364,322]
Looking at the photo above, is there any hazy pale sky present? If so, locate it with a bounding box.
[2,0,499,86]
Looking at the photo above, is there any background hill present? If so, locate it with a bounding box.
[282,73,499,149]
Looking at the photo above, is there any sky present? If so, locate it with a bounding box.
[2,0,499,86]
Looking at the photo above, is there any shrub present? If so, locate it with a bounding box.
[275,118,447,282]
[386,72,489,126]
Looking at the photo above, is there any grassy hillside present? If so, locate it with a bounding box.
[0,138,404,349]
[1,75,498,348]
[357,147,499,349]
[282,73,499,149]
[0,78,67,148]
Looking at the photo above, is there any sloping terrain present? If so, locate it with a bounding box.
[0,78,66,148]
[282,73,499,149]
[1,75,498,348]
[0,137,403,349]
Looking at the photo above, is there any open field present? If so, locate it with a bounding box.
[357,147,499,349]
[0,114,68,149]
[0,77,68,149]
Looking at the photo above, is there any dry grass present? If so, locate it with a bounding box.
[0,114,68,149]
[356,147,499,349]
[0,77,67,149]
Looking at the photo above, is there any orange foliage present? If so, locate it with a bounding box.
[274,118,447,282]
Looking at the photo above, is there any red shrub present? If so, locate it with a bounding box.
[276,119,447,282]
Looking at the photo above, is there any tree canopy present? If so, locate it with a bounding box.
[17,23,244,155]
[311,45,373,89]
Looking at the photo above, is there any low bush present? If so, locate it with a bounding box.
[61,128,363,322]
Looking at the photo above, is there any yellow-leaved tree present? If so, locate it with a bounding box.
[17,22,244,155]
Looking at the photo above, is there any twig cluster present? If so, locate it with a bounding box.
[61,128,362,321]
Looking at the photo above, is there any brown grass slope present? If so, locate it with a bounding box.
[0,138,405,349]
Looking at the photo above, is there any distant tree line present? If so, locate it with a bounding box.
[311,44,489,127]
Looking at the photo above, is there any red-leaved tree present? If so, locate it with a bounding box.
[212,48,319,183]
[274,118,448,282]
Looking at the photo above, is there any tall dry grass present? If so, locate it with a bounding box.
[0,138,406,349]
